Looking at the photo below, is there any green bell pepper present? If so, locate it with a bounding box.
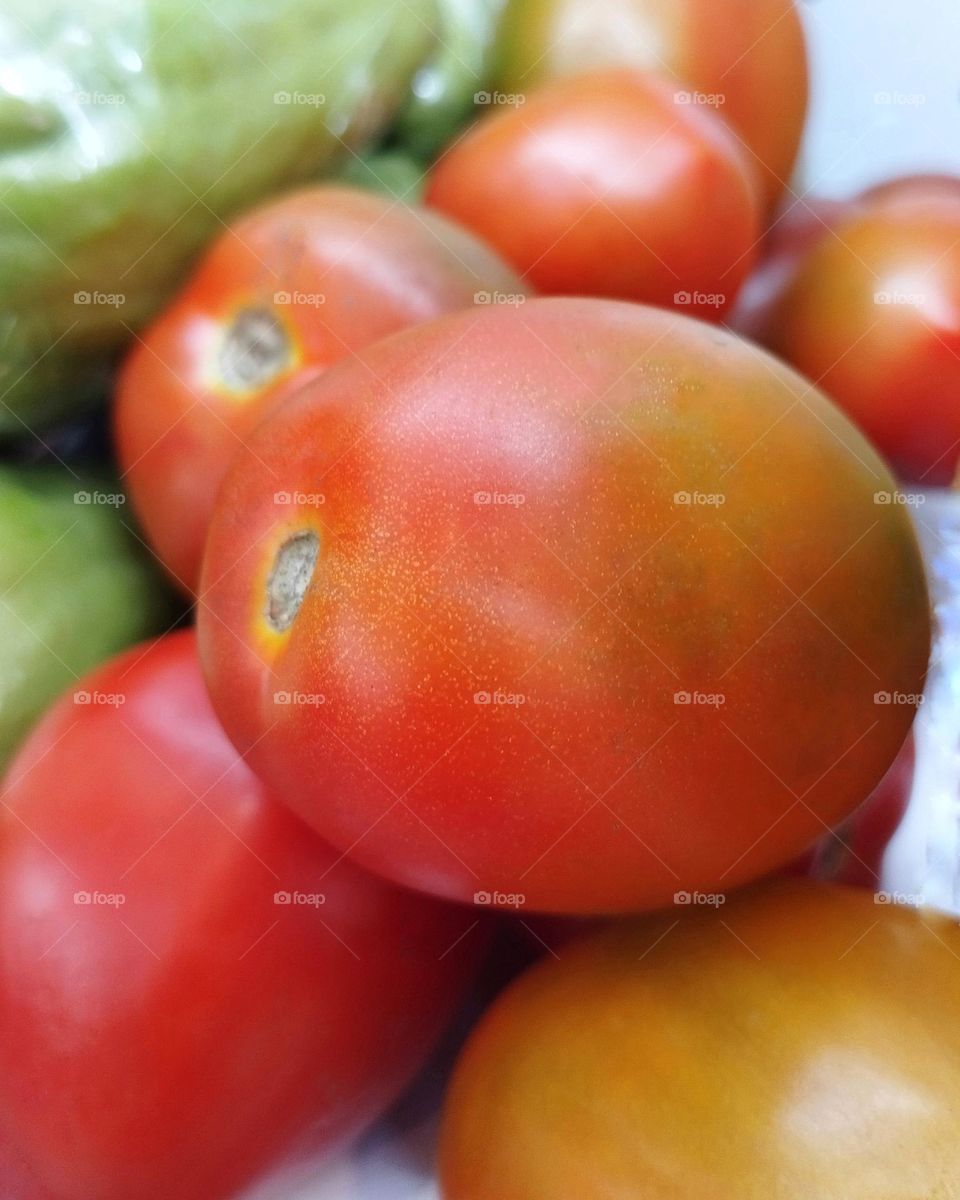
[0,465,173,767]
[0,0,438,433]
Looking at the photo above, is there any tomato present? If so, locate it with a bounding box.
[197,297,929,914]
[492,0,808,212]
[440,880,960,1199]
[861,172,960,210]
[426,69,761,318]
[115,185,525,594]
[796,732,914,888]
[733,197,858,341]
[755,192,960,484]
[0,631,486,1200]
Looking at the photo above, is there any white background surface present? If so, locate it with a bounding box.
[256,2,960,1194]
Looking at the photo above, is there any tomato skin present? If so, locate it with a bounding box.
[426,70,761,317]
[861,173,960,211]
[492,0,808,211]
[733,198,859,341]
[755,194,960,484]
[797,732,914,887]
[198,297,929,915]
[0,631,486,1200]
[440,880,960,1200]
[115,185,525,594]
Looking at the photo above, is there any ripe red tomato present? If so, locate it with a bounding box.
[197,297,929,914]
[0,631,486,1200]
[115,186,525,594]
[753,188,960,484]
[439,880,960,1199]
[426,69,761,318]
[492,0,808,212]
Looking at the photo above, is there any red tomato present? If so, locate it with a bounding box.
[439,880,960,1199]
[115,186,526,594]
[754,190,960,483]
[197,297,929,914]
[426,69,761,318]
[493,0,808,212]
[0,631,486,1200]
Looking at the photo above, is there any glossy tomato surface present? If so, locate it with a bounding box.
[757,193,960,484]
[426,69,761,318]
[197,298,929,914]
[0,631,486,1200]
[493,0,808,211]
[115,185,525,593]
[440,880,960,1200]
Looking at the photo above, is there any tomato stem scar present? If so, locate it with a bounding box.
[265,530,319,632]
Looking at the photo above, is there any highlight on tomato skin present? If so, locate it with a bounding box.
[438,880,960,1200]
[197,296,930,917]
[425,68,762,318]
[114,185,528,595]
[0,630,489,1200]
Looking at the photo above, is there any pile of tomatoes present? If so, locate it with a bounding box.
[5,1,960,1197]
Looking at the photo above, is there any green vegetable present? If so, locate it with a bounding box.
[0,0,438,432]
[337,150,428,203]
[0,465,173,767]
[395,0,506,160]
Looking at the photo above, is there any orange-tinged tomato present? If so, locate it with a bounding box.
[440,880,960,1200]
[197,298,929,915]
[861,172,960,211]
[758,196,960,484]
[733,197,858,341]
[115,185,526,593]
[493,0,808,211]
[426,69,761,318]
